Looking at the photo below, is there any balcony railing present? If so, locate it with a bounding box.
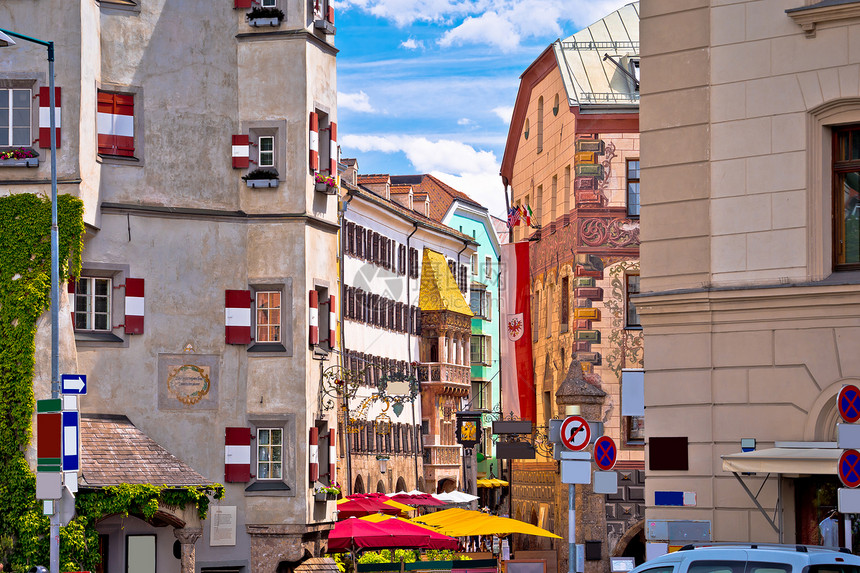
[418,362,470,386]
[424,444,462,466]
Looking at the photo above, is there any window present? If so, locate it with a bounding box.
[834,125,860,270]
[630,58,640,90]
[255,291,280,342]
[564,165,571,219]
[626,274,641,328]
[536,185,542,224]
[0,88,31,147]
[471,253,478,275]
[532,289,540,343]
[545,285,553,338]
[537,96,544,153]
[626,415,645,443]
[553,93,560,116]
[551,175,558,222]
[258,136,274,167]
[627,159,640,217]
[560,276,569,333]
[261,0,276,6]
[470,335,490,364]
[524,119,529,140]
[469,288,492,319]
[97,90,135,157]
[256,428,283,479]
[485,256,492,279]
[74,277,112,331]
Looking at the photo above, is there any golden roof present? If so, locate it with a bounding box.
[418,249,473,316]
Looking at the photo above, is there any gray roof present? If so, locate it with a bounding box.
[555,2,640,110]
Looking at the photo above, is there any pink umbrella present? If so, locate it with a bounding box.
[378,518,458,550]
[327,517,431,552]
[337,497,402,520]
[390,493,447,507]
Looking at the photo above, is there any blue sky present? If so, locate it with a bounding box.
[333,0,631,218]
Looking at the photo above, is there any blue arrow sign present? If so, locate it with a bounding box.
[60,374,87,395]
[62,411,80,472]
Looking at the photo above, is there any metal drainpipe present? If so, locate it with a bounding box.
[339,190,354,494]
[455,238,470,494]
[405,222,419,489]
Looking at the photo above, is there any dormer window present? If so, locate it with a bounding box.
[630,58,640,91]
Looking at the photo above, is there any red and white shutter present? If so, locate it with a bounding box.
[97,91,134,157]
[124,278,144,335]
[328,294,336,347]
[225,427,252,482]
[38,87,61,149]
[328,426,336,485]
[309,426,319,483]
[309,112,319,172]
[232,134,250,168]
[326,3,335,24]
[225,289,252,344]
[309,289,319,346]
[329,122,338,175]
[68,277,76,324]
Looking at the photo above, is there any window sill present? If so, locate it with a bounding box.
[74,331,125,343]
[624,326,643,331]
[245,480,293,496]
[248,17,282,27]
[246,178,279,189]
[96,0,140,12]
[624,440,645,447]
[247,343,288,353]
[313,20,336,34]
[0,156,39,168]
[97,153,141,166]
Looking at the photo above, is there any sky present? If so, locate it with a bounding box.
[333,0,631,219]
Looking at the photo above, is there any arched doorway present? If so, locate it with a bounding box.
[354,475,365,494]
[437,478,456,494]
[376,480,386,493]
[613,520,646,566]
[395,476,407,493]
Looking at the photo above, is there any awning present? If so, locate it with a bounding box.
[721,447,840,475]
[476,478,509,488]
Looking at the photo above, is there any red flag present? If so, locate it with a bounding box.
[500,242,535,422]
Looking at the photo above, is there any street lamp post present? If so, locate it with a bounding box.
[0,27,61,573]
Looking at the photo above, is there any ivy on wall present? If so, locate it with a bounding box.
[0,194,222,572]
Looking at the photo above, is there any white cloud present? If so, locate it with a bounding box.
[457,118,474,126]
[341,134,506,216]
[438,11,522,52]
[492,105,514,125]
[400,37,424,50]
[338,90,375,113]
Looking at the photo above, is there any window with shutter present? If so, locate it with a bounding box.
[97,91,135,157]
[38,87,61,149]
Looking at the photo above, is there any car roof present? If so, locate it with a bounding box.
[631,545,860,573]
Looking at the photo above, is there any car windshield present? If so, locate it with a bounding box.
[809,567,860,573]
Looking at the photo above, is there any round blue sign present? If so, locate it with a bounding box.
[839,385,860,423]
[594,436,617,471]
[839,449,860,488]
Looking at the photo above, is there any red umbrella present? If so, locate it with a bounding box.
[390,493,447,507]
[372,517,458,550]
[337,497,402,519]
[327,517,431,552]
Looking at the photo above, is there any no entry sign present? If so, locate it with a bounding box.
[560,415,590,451]
[839,385,860,423]
[594,436,617,470]
[839,449,860,488]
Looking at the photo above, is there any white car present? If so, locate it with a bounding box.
[630,544,860,573]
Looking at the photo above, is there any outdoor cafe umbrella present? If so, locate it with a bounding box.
[360,514,459,550]
[433,491,479,504]
[411,509,561,539]
[389,493,447,507]
[328,517,432,552]
[336,497,403,519]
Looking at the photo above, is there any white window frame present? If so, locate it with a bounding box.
[258,135,275,168]
[260,0,276,6]
[256,427,284,480]
[0,88,32,147]
[255,290,281,343]
[485,256,492,279]
[73,277,113,332]
[471,253,478,275]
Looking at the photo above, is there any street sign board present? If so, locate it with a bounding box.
[561,459,591,484]
[35,472,62,500]
[839,384,860,423]
[594,436,618,470]
[61,373,87,395]
[36,399,62,473]
[839,423,860,449]
[839,487,860,513]
[839,449,860,488]
[62,411,80,472]
[593,470,618,494]
[492,421,532,434]
[560,415,590,451]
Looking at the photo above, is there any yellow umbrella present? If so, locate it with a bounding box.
[361,513,442,532]
[383,499,417,514]
[409,508,470,525]
[414,509,560,539]
[476,478,509,487]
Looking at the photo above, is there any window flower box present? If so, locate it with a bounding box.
[315,174,338,194]
[0,148,39,167]
[314,486,339,502]
[243,168,279,189]
[247,7,284,27]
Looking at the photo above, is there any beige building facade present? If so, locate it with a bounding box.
[640,0,860,550]
[5,0,341,571]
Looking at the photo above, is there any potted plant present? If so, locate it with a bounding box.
[0,147,39,167]
[247,6,285,27]
[314,173,337,194]
[242,168,279,188]
[314,485,340,501]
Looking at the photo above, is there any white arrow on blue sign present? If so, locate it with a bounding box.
[60,374,87,395]
[62,411,80,472]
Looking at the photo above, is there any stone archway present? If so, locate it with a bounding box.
[354,474,365,494]
[376,480,386,493]
[395,476,407,493]
[612,520,646,566]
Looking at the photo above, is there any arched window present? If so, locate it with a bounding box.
[537,97,544,153]
[553,93,560,116]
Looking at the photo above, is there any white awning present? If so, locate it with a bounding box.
[721,447,840,475]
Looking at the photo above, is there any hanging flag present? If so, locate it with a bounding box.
[499,242,535,422]
[507,206,520,228]
[526,205,534,227]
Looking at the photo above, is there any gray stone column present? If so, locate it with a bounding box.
[173,527,203,573]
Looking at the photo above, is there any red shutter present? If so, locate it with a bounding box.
[329,122,337,175]
[232,134,250,168]
[326,4,335,23]
[309,426,319,483]
[225,289,252,344]
[68,277,76,325]
[235,0,252,7]
[124,278,144,335]
[38,87,61,149]
[329,294,336,347]
[97,91,134,157]
[328,426,336,485]
[225,427,252,482]
[309,112,319,172]
[309,289,319,345]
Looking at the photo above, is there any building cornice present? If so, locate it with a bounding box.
[235,28,339,56]
[786,0,860,37]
